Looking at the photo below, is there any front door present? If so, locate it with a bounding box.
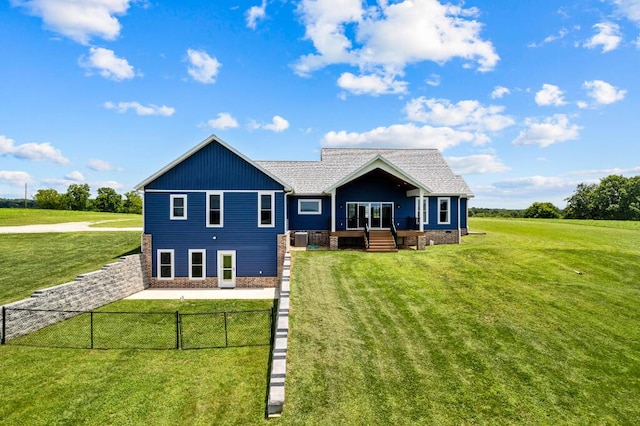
[217,250,236,288]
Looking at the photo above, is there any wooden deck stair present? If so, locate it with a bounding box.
[367,230,397,253]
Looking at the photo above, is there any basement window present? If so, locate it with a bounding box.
[157,250,174,280]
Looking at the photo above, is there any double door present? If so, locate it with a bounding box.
[347,202,393,230]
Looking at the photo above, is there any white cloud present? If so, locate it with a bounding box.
[570,165,640,176]
[246,0,267,29]
[404,97,515,133]
[513,114,581,148]
[321,123,476,150]
[11,0,133,44]
[337,72,408,95]
[94,180,124,190]
[294,0,499,94]
[584,22,622,52]
[0,135,69,164]
[635,34,640,47]
[445,155,510,174]
[610,0,640,25]
[186,49,221,84]
[79,47,137,81]
[207,113,239,130]
[583,80,627,105]
[104,101,175,116]
[425,73,440,87]
[251,115,290,132]
[0,171,32,186]
[535,84,567,106]
[529,28,568,47]
[87,159,121,171]
[65,170,85,182]
[491,86,510,99]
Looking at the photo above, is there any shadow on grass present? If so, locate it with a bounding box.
[118,246,141,257]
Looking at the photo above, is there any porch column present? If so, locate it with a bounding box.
[419,191,424,232]
[330,189,336,233]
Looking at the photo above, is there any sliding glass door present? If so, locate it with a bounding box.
[346,202,393,230]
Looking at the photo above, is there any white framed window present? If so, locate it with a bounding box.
[438,197,450,224]
[206,191,224,227]
[258,191,275,227]
[298,199,322,215]
[189,249,206,280]
[157,249,174,280]
[415,198,429,224]
[170,194,187,220]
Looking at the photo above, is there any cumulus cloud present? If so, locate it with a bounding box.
[425,73,440,87]
[79,47,137,81]
[11,0,133,44]
[294,0,499,95]
[65,170,85,182]
[528,28,568,48]
[104,101,175,116]
[186,49,221,84]
[251,115,290,132]
[491,86,510,99]
[570,165,640,176]
[584,22,622,52]
[87,159,122,171]
[337,72,408,95]
[321,123,477,151]
[610,0,640,25]
[206,113,239,130]
[535,84,567,106]
[246,0,267,29]
[513,114,581,148]
[583,80,627,105]
[445,155,510,174]
[404,97,515,133]
[0,135,69,164]
[0,171,32,186]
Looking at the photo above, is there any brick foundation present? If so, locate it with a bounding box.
[330,236,339,250]
[291,230,329,247]
[423,229,460,245]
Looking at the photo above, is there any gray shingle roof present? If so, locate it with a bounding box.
[256,148,473,196]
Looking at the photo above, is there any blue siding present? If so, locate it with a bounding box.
[425,196,459,230]
[145,191,284,278]
[146,141,283,191]
[288,196,331,230]
[460,198,468,229]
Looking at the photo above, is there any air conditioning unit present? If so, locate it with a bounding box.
[295,232,308,247]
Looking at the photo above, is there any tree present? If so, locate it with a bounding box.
[34,189,65,209]
[564,175,640,220]
[564,183,597,219]
[523,202,562,219]
[94,187,122,213]
[121,190,142,214]
[66,183,91,211]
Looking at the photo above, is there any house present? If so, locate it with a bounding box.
[135,134,473,288]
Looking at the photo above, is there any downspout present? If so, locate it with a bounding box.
[457,196,461,244]
[330,189,336,232]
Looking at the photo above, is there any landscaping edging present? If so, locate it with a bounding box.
[267,251,291,417]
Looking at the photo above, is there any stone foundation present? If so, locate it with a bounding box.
[330,236,339,250]
[423,229,460,245]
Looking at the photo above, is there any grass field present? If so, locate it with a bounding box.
[0,208,142,227]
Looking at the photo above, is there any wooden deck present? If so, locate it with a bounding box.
[330,230,365,237]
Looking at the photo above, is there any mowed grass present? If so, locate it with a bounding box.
[1,299,274,426]
[280,218,640,424]
[0,232,142,304]
[0,208,142,226]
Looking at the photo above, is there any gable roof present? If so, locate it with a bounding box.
[135,134,292,191]
[256,148,473,196]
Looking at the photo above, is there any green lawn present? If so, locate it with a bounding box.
[279,218,640,424]
[0,232,141,304]
[0,208,142,226]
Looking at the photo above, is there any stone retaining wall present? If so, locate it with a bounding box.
[1,255,146,342]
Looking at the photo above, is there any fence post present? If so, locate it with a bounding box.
[1,306,5,345]
[224,312,228,348]
[90,311,94,349]
[175,311,180,350]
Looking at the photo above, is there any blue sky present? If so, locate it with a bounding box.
[1,0,639,208]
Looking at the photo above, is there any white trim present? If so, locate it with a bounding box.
[330,190,336,232]
[170,194,187,220]
[284,192,289,232]
[157,249,174,280]
[188,249,206,280]
[438,197,450,225]
[298,199,322,215]
[217,250,236,288]
[206,191,224,228]
[145,189,285,194]
[457,197,462,244]
[258,191,275,228]
[345,201,394,230]
[416,195,428,227]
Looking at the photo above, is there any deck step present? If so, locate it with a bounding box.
[366,230,397,253]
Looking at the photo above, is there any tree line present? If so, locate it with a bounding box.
[33,184,142,214]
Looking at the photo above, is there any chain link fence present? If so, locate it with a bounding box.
[1,306,273,350]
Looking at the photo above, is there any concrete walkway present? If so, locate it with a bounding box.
[0,221,142,233]
[125,288,278,300]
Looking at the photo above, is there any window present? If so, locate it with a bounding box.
[189,249,206,280]
[298,199,322,215]
[206,192,223,227]
[438,197,450,224]
[258,192,275,227]
[157,250,174,280]
[415,198,429,224]
[170,194,187,220]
